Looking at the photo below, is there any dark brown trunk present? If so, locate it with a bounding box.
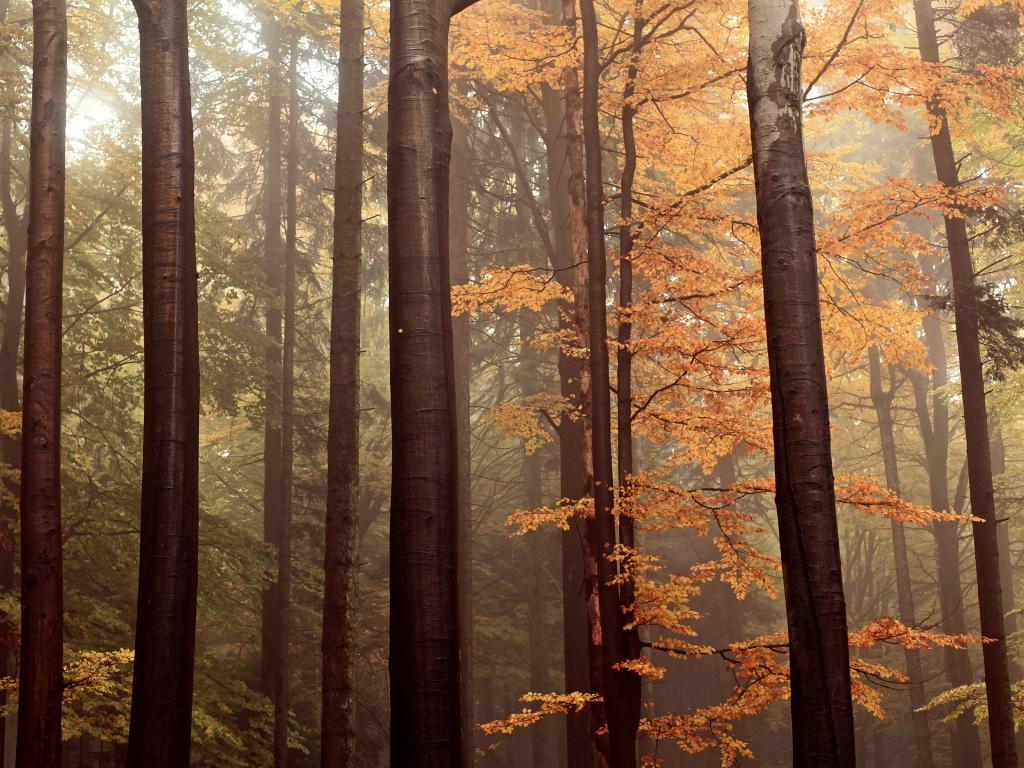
[746,1,855,764]
[450,102,475,768]
[321,0,363,763]
[126,0,201,762]
[261,17,285,708]
[615,1,643,738]
[913,2,1017,764]
[387,0,463,762]
[273,38,299,768]
[15,0,66,762]
[867,347,934,768]
[579,0,637,763]
[911,312,981,765]
[540,75,592,768]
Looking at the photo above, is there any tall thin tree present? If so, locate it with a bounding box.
[540,73,591,768]
[0,10,27,759]
[271,36,300,768]
[910,305,981,765]
[746,0,855,763]
[15,0,66,762]
[449,104,476,766]
[126,0,201,763]
[322,0,364,763]
[260,16,285,718]
[579,0,639,762]
[867,346,934,768]
[913,1,1018,763]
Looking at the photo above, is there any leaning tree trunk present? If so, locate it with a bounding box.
[579,0,638,763]
[913,1,1017,764]
[387,0,463,762]
[867,347,934,768]
[746,0,855,764]
[15,0,66,763]
[321,0,363,763]
[126,0,201,764]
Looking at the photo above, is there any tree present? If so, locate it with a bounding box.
[0,5,27,757]
[579,0,639,761]
[126,0,201,762]
[322,0,363,763]
[913,1,1018,764]
[867,346,933,768]
[910,305,981,765]
[260,14,285,733]
[386,0,469,761]
[15,0,66,762]
[746,0,855,763]
[540,54,592,768]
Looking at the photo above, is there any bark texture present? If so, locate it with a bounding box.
[322,0,364,763]
[913,1,1017,764]
[126,0,201,763]
[387,0,463,762]
[746,0,855,763]
[15,0,66,762]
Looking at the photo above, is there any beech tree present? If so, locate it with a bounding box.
[912,1,1017,764]
[126,0,201,763]
[16,0,66,762]
[746,0,855,763]
[385,0,476,762]
[321,0,364,762]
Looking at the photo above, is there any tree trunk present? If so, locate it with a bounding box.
[746,0,855,763]
[273,37,299,768]
[126,0,201,763]
[15,0,66,763]
[0,37,27,765]
[518,309,551,768]
[260,17,285,714]
[322,0,363,763]
[579,0,637,763]
[450,100,475,768]
[387,0,462,761]
[540,74,592,768]
[911,311,981,765]
[615,1,643,739]
[913,1,1018,764]
[867,347,934,768]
